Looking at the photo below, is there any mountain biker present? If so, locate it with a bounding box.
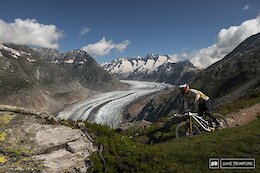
[178,84,222,130]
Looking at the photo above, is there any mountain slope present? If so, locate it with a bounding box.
[34,48,126,91]
[102,54,199,84]
[32,47,62,61]
[191,32,260,106]
[0,43,91,112]
[130,33,260,121]
[0,44,70,95]
[0,44,125,113]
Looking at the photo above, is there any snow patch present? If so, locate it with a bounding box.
[27,58,36,62]
[0,44,21,59]
[64,59,74,63]
[35,67,40,81]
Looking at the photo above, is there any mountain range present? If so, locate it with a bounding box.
[101,54,200,84]
[0,44,125,113]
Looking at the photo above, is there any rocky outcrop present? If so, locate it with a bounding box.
[0,107,97,173]
[32,124,96,173]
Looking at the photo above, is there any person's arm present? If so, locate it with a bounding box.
[194,93,200,103]
[178,94,184,113]
[179,97,190,113]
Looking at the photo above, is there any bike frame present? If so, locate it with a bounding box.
[185,112,211,132]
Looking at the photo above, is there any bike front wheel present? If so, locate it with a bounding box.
[176,122,201,139]
[213,113,229,128]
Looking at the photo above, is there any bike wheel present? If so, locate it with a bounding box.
[176,122,201,139]
[213,113,229,128]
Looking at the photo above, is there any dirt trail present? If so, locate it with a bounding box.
[225,103,260,127]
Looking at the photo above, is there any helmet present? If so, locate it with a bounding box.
[179,84,189,93]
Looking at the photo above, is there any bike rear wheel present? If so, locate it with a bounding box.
[176,122,201,139]
[213,113,229,128]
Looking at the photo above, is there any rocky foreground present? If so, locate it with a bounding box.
[0,105,96,173]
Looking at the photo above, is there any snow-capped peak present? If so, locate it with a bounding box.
[101,54,199,84]
[101,54,178,76]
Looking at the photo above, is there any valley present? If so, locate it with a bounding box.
[57,80,172,128]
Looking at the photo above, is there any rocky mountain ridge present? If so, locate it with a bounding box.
[102,54,200,84]
[102,54,177,77]
[34,47,126,91]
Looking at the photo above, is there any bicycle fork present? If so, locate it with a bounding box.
[186,116,193,136]
[189,116,193,134]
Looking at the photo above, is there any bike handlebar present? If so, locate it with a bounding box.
[179,111,198,116]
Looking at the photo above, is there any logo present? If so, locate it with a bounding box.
[209,158,255,170]
[209,158,219,169]
[211,161,218,167]
[220,158,255,169]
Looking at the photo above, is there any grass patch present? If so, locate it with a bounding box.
[88,118,260,173]
[0,113,13,126]
[215,92,260,115]
[0,156,5,163]
[4,146,34,158]
[0,132,6,141]
[158,119,260,172]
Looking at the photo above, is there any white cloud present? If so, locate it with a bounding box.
[187,16,260,68]
[243,4,250,10]
[82,37,130,56]
[80,27,91,36]
[0,18,62,49]
[114,40,131,52]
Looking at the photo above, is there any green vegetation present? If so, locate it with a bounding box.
[4,145,36,158]
[0,113,13,125]
[0,156,5,163]
[87,118,260,173]
[0,132,6,141]
[0,155,43,172]
[215,92,260,115]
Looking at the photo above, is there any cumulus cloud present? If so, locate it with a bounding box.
[0,18,62,49]
[80,27,91,36]
[243,4,250,10]
[82,37,130,56]
[188,16,260,68]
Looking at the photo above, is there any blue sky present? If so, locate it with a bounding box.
[0,0,260,66]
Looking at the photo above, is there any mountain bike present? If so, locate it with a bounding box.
[175,112,229,139]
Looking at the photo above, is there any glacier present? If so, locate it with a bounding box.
[57,80,172,128]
